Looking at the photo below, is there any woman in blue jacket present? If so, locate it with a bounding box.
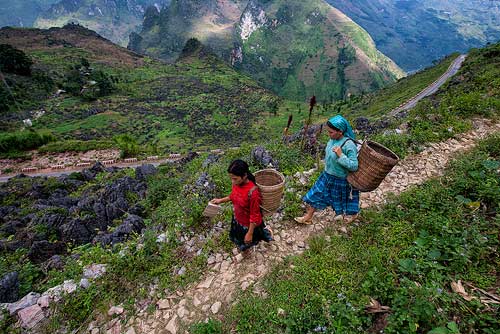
[295,115,360,224]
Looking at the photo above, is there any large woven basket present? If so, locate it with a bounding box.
[347,140,399,192]
[254,169,285,215]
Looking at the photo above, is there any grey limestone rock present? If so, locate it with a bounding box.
[0,272,19,303]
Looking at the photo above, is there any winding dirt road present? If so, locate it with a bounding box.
[389,54,467,116]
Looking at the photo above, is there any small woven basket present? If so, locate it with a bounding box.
[347,140,399,192]
[254,169,285,215]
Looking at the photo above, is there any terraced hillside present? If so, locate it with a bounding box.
[0,25,283,154]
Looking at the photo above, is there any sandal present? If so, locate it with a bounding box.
[294,217,312,225]
[265,227,274,241]
[343,214,359,224]
[333,214,344,222]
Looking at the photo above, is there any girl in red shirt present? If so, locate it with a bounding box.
[211,160,273,251]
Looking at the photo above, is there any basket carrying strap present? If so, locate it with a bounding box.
[340,138,361,156]
[339,138,360,199]
[248,185,271,215]
[248,186,258,199]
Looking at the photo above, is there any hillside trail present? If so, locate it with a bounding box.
[94,118,500,334]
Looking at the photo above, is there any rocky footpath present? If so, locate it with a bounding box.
[88,118,500,334]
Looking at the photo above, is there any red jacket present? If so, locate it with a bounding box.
[229,181,262,227]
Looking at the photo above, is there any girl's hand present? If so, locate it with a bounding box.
[211,198,221,205]
[244,231,253,244]
[333,146,342,157]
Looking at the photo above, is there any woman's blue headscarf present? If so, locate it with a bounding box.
[327,115,356,140]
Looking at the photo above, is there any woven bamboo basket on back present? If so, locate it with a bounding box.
[347,140,399,192]
[254,169,285,216]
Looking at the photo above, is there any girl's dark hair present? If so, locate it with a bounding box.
[228,159,256,183]
[326,121,341,132]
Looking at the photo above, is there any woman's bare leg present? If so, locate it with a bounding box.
[303,205,315,221]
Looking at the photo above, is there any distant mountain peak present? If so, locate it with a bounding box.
[33,0,171,46]
[325,0,500,71]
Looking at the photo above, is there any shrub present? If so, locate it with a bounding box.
[0,130,55,153]
[0,84,14,114]
[113,134,139,158]
[38,139,114,153]
[181,38,203,58]
[63,66,86,95]
[82,70,116,101]
[0,44,32,76]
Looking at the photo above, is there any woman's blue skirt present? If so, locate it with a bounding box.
[303,171,360,215]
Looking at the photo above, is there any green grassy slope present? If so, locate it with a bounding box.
[0,26,293,154]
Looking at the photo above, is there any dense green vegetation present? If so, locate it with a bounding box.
[0,44,33,76]
[0,44,55,118]
[0,130,54,154]
[195,133,500,334]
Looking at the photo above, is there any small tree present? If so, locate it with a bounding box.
[180,38,202,58]
[0,44,33,76]
[114,134,140,158]
[63,65,86,95]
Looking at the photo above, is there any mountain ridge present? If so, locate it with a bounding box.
[33,0,170,46]
[130,0,405,101]
[325,0,500,71]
